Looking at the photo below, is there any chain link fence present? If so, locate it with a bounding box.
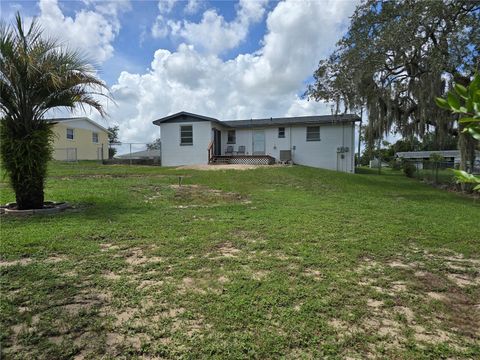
[399,159,480,188]
[405,160,456,185]
[53,148,78,162]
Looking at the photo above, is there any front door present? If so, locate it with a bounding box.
[213,129,221,156]
[253,130,265,155]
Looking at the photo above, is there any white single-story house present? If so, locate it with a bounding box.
[153,111,360,173]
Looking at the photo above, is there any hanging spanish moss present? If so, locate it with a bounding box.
[306,0,479,169]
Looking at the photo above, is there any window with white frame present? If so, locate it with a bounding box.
[306,126,320,141]
[92,132,99,143]
[227,130,236,144]
[66,128,74,140]
[278,127,285,138]
[180,125,193,145]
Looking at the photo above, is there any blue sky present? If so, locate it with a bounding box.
[1,0,359,142]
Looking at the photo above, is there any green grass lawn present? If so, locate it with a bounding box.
[1,162,479,359]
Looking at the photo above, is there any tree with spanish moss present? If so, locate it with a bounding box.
[306,0,479,170]
[0,13,109,209]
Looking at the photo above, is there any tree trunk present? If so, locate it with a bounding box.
[14,177,45,210]
[1,121,53,210]
[458,130,476,172]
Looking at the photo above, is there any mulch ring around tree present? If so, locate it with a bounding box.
[0,201,71,216]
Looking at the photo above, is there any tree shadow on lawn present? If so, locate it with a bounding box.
[1,198,137,224]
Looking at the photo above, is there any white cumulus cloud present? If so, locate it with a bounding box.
[37,0,129,63]
[184,0,201,14]
[98,0,358,142]
[167,0,268,54]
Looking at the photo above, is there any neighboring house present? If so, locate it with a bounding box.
[153,111,360,173]
[47,117,109,161]
[116,149,161,160]
[396,150,480,170]
[369,158,389,168]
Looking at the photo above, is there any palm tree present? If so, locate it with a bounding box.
[0,13,109,209]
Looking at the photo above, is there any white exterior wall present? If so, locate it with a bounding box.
[160,121,212,166]
[291,123,355,172]
[159,119,356,172]
[219,123,355,173]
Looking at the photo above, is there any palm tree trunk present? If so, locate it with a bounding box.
[1,122,52,210]
[14,177,45,210]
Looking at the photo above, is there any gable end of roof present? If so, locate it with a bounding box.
[152,111,222,125]
[44,117,111,133]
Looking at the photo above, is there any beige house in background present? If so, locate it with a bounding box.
[48,117,109,161]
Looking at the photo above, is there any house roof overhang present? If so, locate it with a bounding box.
[152,111,224,126]
[44,117,111,134]
[152,111,361,128]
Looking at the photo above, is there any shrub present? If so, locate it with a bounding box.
[402,161,416,178]
[389,158,402,170]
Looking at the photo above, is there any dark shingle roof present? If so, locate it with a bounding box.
[153,112,360,128]
[223,114,360,128]
[152,111,223,125]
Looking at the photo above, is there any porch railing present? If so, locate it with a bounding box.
[207,141,214,163]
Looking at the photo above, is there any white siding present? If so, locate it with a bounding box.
[291,123,354,172]
[220,123,355,173]
[160,121,212,166]
[160,119,356,172]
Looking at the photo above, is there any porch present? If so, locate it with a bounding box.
[208,141,275,165]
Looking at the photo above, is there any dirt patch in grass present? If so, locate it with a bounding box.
[137,279,164,289]
[103,271,122,280]
[446,273,480,287]
[355,247,480,352]
[0,255,68,267]
[212,241,241,258]
[124,248,163,266]
[0,258,33,267]
[176,164,276,171]
[171,184,250,206]
[303,268,323,281]
[43,255,69,264]
[178,277,207,295]
[251,270,270,281]
[99,243,121,252]
[133,183,252,207]
[54,174,169,180]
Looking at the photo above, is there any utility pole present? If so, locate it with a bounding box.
[357,106,363,167]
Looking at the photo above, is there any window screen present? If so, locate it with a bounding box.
[227,130,236,144]
[180,125,193,145]
[306,126,320,141]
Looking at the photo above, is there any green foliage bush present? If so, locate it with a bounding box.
[389,158,402,170]
[402,161,416,178]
